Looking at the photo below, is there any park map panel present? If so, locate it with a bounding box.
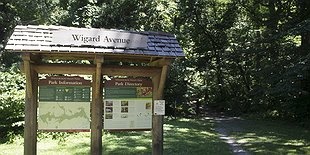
[38,76,91,131]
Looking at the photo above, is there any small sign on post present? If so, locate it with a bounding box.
[154,100,165,115]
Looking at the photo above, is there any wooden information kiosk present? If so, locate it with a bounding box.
[5,25,184,155]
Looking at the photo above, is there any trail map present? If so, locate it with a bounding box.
[38,102,90,130]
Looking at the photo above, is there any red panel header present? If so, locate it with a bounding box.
[105,78,152,87]
[39,76,91,86]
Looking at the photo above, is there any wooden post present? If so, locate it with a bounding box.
[157,65,169,99]
[91,56,104,155]
[23,53,38,155]
[152,64,169,155]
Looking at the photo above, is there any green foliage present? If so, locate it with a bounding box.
[60,0,101,27]
[164,59,189,116]
[0,0,55,69]
[38,132,72,144]
[0,68,25,142]
[171,0,310,125]
[92,0,141,29]
[138,0,177,32]
[176,0,242,113]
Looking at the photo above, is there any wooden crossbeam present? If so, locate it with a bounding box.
[150,58,172,67]
[33,63,95,75]
[20,63,162,77]
[102,65,161,77]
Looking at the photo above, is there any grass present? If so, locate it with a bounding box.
[0,118,232,155]
[222,119,310,155]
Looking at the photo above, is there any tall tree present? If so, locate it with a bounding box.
[0,0,54,69]
[177,0,239,111]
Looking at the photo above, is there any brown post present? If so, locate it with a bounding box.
[157,65,169,99]
[91,56,104,155]
[152,64,169,155]
[23,53,38,155]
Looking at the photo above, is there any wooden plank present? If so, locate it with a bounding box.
[33,63,95,75]
[102,65,161,77]
[40,52,160,63]
[157,65,169,99]
[91,56,104,155]
[23,53,38,155]
[149,58,172,66]
[23,54,33,97]
[104,54,157,62]
[20,63,162,77]
[152,74,162,155]
[31,68,38,152]
[152,64,169,155]
[29,54,42,64]
[6,49,175,63]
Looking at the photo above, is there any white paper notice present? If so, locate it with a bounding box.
[154,100,165,115]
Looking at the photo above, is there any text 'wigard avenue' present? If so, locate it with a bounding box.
[72,34,131,44]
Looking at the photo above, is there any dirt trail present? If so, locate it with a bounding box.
[203,113,251,155]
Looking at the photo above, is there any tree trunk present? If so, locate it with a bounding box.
[301,31,310,48]
[238,63,251,92]
[298,0,310,52]
[195,101,201,117]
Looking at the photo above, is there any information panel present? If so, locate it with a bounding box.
[38,76,91,131]
[104,78,152,130]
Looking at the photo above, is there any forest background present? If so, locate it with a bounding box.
[0,0,310,141]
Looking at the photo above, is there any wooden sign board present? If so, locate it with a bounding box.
[52,30,148,49]
[38,76,91,132]
[104,78,152,130]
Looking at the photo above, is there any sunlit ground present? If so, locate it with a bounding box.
[225,119,310,155]
[0,118,231,155]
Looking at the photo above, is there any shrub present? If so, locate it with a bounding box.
[0,69,25,142]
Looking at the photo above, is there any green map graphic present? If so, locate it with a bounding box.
[38,102,90,130]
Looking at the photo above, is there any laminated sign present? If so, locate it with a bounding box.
[154,100,165,115]
[38,76,91,131]
[104,78,152,130]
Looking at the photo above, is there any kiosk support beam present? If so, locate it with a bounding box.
[23,53,38,155]
[152,64,169,155]
[91,56,104,155]
[19,63,162,77]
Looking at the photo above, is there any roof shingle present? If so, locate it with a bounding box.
[5,25,184,58]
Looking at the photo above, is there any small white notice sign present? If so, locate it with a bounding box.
[154,100,165,115]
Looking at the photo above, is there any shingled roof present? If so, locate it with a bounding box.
[5,25,184,57]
